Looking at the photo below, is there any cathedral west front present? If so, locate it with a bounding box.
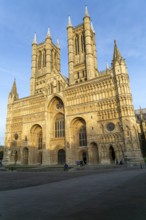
[4,7,143,166]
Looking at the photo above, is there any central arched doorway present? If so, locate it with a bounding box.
[23,147,29,165]
[58,149,66,164]
[38,152,42,164]
[109,146,115,163]
[89,142,99,164]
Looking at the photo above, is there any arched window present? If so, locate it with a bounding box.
[38,51,42,69]
[58,81,61,92]
[54,51,57,67]
[81,34,85,53]
[50,83,53,94]
[55,114,65,138]
[75,35,80,55]
[38,131,43,149]
[79,125,87,146]
[43,49,46,67]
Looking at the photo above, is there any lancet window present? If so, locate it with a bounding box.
[38,51,42,69]
[55,114,65,138]
[79,125,87,146]
[75,34,80,55]
[43,49,46,67]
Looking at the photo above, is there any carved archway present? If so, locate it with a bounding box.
[88,142,99,164]
[58,149,66,164]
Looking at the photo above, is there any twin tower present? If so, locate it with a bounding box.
[30,7,98,95]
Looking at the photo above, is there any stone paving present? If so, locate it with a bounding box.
[0,167,146,220]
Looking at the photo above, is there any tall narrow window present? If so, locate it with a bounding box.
[75,35,80,55]
[43,49,46,67]
[55,114,65,138]
[38,131,43,149]
[50,83,53,94]
[81,34,85,53]
[58,81,61,92]
[54,52,57,68]
[38,51,42,69]
[79,125,87,146]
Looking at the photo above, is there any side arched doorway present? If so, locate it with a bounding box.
[79,150,88,164]
[38,152,42,164]
[88,142,99,164]
[109,146,115,164]
[82,151,87,164]
[23,147,29,165]
[58,149,66,164]
[0,151,4,160]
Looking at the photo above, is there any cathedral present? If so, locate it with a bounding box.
[4,7,143,166]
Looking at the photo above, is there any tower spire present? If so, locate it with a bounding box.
[85,6,89,17]
[68,16,72,27]
[32,33,37,44]
[46,27,51,38]
[9,79,19,101]
[91,22,95,33]
[113,40,123,62]
[56,39,60,48]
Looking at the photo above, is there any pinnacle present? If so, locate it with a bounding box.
[56,39,60,48]
[33,33,37,44]
[9,79,19,99]
[91,22,95,33]
[46,27,51,38]
[113,40,123,61]
[68,16,72,27]
[85,6,89,17]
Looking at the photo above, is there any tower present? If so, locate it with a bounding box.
[8,79,19,103]
[67,7,98,85]
[30,30,61,95]
[112,40,143,162]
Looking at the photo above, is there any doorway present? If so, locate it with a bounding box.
[58,149,66,164]
[109,146,115,163]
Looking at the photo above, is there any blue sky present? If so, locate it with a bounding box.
[0,0,146,145]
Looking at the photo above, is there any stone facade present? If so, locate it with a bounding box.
[4,8,143,165]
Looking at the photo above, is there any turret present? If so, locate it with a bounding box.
[56,39,61,72]
[8,79,19,103]
[83,6,95,79]
[30,33,37,95]
[67,16,74,84]
[112,40,127,75]
[46,28,52,74]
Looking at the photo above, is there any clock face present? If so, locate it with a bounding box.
[107,122,115,131]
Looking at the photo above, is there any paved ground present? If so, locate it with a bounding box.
[0,167,146,220]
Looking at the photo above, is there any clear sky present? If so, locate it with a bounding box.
[0,0,146,145]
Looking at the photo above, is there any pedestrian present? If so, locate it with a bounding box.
[64,163,68,171]
[140,163,143,169]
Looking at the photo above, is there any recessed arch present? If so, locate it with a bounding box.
[79,150,88,164]
[48,96,64,112]
[109,145,115,163]
[70,117,87,147]
[58,149,66,164]
[30,124,43,149]
[88,142,99,164]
